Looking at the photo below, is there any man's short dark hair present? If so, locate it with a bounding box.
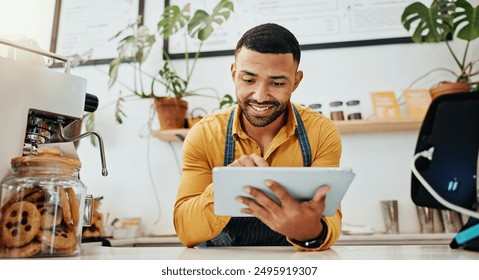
[235,23,301,65]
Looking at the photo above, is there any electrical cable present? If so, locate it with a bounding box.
[168,141,182,176]
[144,104,162,225]
[411,147,479,219]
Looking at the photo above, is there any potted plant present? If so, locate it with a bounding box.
[108,0,234,129]
[401,0,479,99]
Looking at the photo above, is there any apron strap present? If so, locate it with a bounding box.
[292,105,312,167]
[224,106,311,166]
[223,107,236,166]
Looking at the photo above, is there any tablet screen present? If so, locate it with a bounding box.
[213,167,355,217]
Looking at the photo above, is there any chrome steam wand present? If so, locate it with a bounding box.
[58,122,108,176]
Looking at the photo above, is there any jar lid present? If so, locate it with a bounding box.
[346,100,360,106]
[11,146,81,169]
[329,101,343,107]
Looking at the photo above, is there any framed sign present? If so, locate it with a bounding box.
[50,0,144,66]
[166,0,420,59]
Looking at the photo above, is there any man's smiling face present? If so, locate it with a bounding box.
[231,47,302,127]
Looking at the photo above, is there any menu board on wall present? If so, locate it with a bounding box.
[167,0,421,58]
[50,0,144,65]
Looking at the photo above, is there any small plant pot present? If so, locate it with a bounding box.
[154,97,188,129]
[429,82,470,100]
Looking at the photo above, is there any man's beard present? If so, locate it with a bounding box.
[238,98,288,127]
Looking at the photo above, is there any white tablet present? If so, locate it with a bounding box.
[213,167,355,217]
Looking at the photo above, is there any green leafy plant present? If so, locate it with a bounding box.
[219,93,236,109]
[108,0,234,123]
[401,0,479,88]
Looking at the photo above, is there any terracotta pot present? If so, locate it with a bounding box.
[154,97,188,129]
[429,82,470,100]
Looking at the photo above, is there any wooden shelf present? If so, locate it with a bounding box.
[335,118,422,134]
[152,119,423,142]
[151,128,189,142]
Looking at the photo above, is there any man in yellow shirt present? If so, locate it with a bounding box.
[174,23,342,251]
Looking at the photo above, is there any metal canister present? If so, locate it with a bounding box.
[329,101,345,121]
[346,100,363,120]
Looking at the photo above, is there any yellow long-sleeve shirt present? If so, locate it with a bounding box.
[174,103,342,250]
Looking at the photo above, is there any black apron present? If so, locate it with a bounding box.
[199,106,311,247]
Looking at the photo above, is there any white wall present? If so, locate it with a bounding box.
[1,0,478,236]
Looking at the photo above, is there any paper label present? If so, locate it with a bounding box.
[370,91,402,119]
[403,89,431,119]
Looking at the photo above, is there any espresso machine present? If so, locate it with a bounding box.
[0,38,108,180]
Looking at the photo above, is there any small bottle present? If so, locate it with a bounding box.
[329,101,345,121]
[308,103,322,114]
[346,100,363,120]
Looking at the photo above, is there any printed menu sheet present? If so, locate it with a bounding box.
[403,89,432,119]
[51,0,141,62]
[370,91,402,119]
[168,0,420,56]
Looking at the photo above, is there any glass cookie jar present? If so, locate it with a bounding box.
[0,150,91,258]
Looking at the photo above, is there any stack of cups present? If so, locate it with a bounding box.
[380,200,399,234]
[416,206,435,233]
